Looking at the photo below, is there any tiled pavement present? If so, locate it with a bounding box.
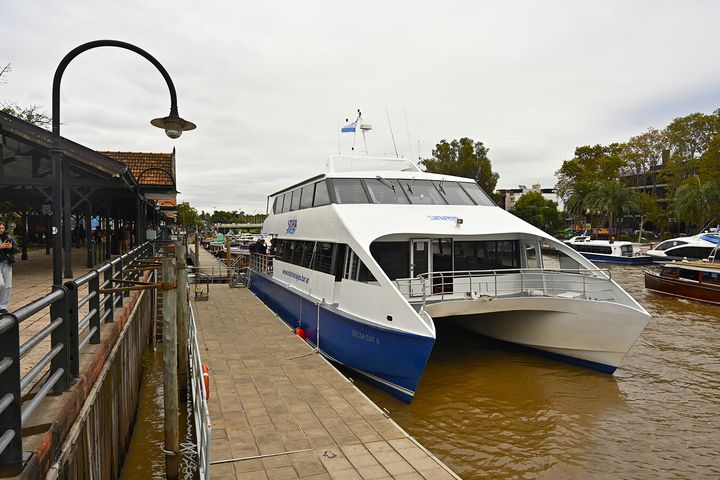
[192,285,460,480]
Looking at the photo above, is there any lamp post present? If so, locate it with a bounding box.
[51,40,195,284]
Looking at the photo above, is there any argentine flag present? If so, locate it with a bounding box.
[341,121,357,133]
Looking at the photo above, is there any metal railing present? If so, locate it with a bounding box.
[248,253,273,276]
[394,268,617,306]
[188,301,211,479]
[0,242,154,465]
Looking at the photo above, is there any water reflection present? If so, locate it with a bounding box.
[357,264,720,479]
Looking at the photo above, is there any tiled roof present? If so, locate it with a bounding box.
[100,151,174,186]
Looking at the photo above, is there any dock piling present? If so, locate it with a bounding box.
[175,239,189,401]
[161,257,179,480]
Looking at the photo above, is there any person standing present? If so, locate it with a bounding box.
[120,223,130,254]
[0,221,18,314]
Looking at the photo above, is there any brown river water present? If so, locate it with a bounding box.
[354,264,720,479]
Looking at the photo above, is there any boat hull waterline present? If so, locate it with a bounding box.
[644,270,720,305]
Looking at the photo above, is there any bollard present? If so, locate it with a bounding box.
[161,257,179,480]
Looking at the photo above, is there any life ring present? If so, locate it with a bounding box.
[202,364,210,400]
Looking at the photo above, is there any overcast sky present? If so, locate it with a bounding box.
[2,1,719,213]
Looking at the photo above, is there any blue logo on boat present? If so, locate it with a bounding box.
[428,215,459,221]
[287,219,297,234]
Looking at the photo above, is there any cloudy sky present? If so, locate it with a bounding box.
[2,1,719,213]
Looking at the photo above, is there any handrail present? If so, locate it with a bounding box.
[0,240,157,464]
[394,267,617,307]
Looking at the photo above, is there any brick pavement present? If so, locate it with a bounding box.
[192,285,460,480]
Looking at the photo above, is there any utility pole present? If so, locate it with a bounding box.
[225,234,232,278]
[175,238,189,401]
[162,257,179,480]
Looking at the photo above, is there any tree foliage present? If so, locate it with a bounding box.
[509,191,563,233]
[671,176,720,229]
[555,144,624,198]
[176,202,200,228]
[419,138,499,195]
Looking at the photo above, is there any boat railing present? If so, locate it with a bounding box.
[248,253,274,277]
[394,268,615,305]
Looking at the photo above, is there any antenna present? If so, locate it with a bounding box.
[386,109,399,158]
[404,109,413,160]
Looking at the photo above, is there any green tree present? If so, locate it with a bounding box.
[509,191,563,233]
[176,202,200,228]
[555,144,624,198]
[671,176,720,231]
[419,137,499,195]
[587,180,641,231]
[564,180,600,224]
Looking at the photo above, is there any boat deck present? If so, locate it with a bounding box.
[192,285,459,479]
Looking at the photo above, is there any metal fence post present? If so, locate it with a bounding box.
[50,285,74,392]
[104,265,114,323]
[0,313,22,465]
[89,272,101,344]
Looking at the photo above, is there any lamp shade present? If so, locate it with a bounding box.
[151,115,197,139]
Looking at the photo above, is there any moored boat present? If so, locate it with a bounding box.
[247,154,651,402]
[646,232,720,262]
[564,235,652,265]
[644,253,720,305]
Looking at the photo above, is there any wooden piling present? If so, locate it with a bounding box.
[194,232,200,268]
[161,257,179,480]
[225,235,231,278]
[175,240,189,401]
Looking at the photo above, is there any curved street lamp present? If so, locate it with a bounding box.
[51,40,195,284]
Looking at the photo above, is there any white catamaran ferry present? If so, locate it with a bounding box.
[248,155,651,402]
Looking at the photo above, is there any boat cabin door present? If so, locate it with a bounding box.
[410,239,431,296]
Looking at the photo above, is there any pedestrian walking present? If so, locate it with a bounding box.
[0,221,18,314]
[120,223,130,254]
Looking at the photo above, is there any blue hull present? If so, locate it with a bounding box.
[580,253,653,265]
[249,273,435,402]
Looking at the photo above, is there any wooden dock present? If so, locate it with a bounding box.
[192,284,459,479]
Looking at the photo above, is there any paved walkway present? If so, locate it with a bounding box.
[192,285,459,480]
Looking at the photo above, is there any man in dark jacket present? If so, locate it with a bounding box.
[0,221,18,314]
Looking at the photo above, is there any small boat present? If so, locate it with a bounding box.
[564,235,652,265]
[646,232,720,262]
[644,250,720,305]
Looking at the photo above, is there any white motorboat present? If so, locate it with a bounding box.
[564,235,652,265]
[248,155,651,402]
[646,232,720,262]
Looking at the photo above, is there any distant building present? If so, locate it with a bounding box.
[496,183,564,212]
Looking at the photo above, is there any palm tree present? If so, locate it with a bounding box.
[672,176,720,231]
[587,180,641,232]
[565,180,600,225]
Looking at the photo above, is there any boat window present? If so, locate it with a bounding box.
[433,239,453,272]
[672,246,711,259]
[364,178,410,204]
[459,183,495,206]
[300,184,314,209]
[313,180,331,206]
[300,241,315,268]
[290,189,301,211]
[370,241,410,280]
[281,193,291,213]
[312,242,334,274]
[333,244,347,281]
[620,245,633,257]
[434,181,475,205]
[704,272,720,285]
[454,240,520,270]
[679,269,698,282]
[524,242,541,268]
[400,180,447,205]
[655,240,686,251]
[332,178,369,204]
[272,196,280,214]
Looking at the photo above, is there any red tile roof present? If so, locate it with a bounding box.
[100,151,175,186]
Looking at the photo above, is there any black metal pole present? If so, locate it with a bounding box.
[86,202,93,267]
[63,166,72,278]
[20,211,28,261]
[50,149,63,286]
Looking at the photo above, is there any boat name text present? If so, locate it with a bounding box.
[428,215,459,221]
[352,329,380,345]
[282,269,309,284]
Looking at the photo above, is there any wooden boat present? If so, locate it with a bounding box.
[644,258,720,305]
